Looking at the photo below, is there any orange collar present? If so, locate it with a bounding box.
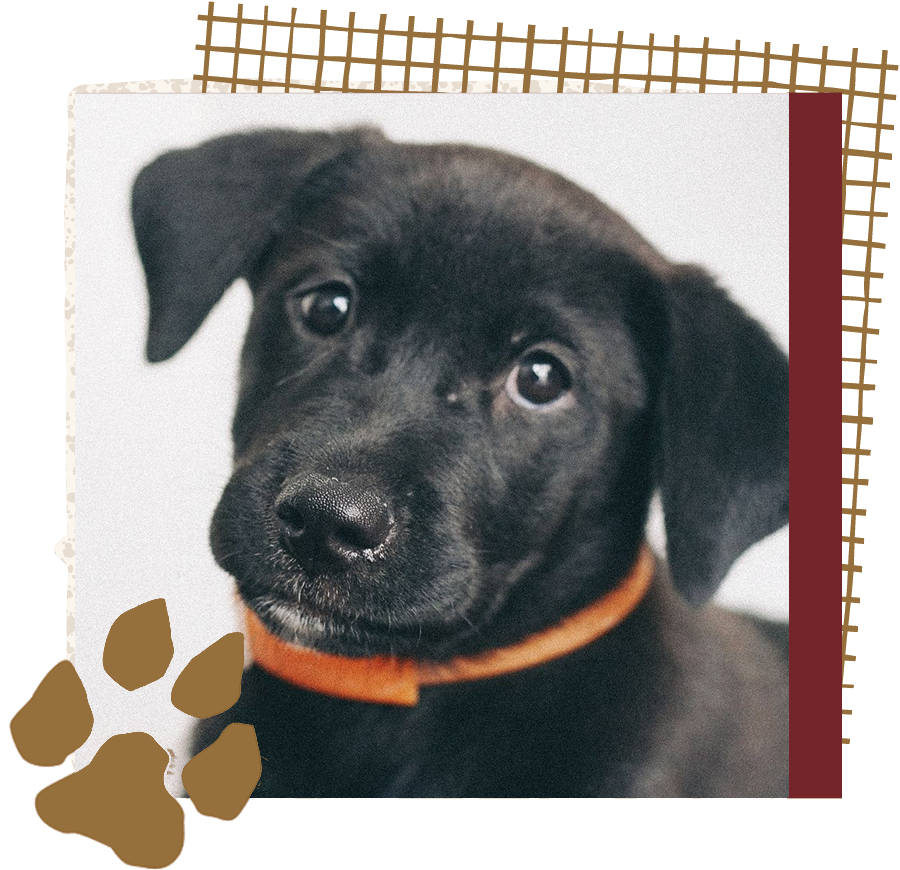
[244,544,654,706]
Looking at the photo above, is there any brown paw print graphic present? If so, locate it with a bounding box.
[10,599,260,868]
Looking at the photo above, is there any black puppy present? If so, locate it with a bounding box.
[132,127,788,797]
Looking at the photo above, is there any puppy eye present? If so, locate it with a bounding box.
[506,350,572,409]
[289,281,352,336]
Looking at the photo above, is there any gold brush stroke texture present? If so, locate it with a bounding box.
[841,94,900,797]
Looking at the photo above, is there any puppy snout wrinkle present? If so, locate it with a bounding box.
[275,472,393,565]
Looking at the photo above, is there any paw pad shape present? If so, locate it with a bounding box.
[11,599,259,868]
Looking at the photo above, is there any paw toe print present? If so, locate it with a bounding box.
[181,723,261,820]
[11,660,93,766]
[11,599,260,867]
[104,599,174,691]
[171,631,244,718]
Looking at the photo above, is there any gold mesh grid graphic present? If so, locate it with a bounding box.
[194,2,900,94]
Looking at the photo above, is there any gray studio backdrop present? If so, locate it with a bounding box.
[71,93,789,788]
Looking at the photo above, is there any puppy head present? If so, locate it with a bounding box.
[133,128,788,657]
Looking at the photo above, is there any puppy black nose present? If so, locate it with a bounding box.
[275,474,393,564]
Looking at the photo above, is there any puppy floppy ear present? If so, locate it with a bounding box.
[658,266,788,605]
[132,127,381,362]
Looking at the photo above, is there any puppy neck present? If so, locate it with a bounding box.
[243,543,654,706]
